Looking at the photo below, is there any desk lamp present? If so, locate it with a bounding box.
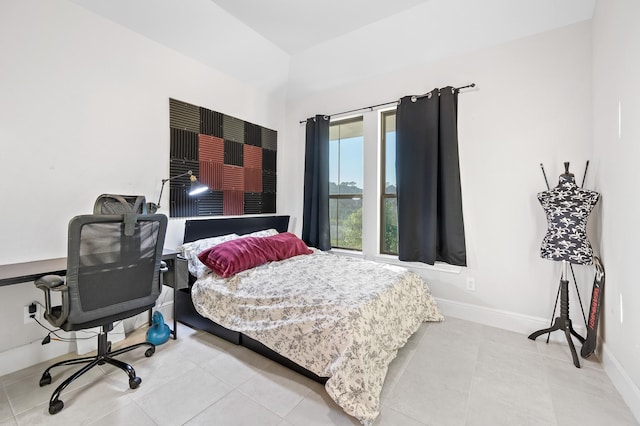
[147,170,208,213]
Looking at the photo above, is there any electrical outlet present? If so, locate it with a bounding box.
[466,277,476,291]
[23,303,41,324]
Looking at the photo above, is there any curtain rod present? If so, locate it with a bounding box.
[299,83,476,124]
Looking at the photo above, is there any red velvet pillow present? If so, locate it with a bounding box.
[197,232,312,278]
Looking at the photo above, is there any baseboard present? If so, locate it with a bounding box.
[601,343,640,423]
[434,297,586,342]
[0,339,75,377]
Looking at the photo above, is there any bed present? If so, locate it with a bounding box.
[175,216,443,424]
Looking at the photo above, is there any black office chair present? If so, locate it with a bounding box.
[35,212,167,414]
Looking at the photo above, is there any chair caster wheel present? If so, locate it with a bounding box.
[129,377,142,389]
[49,399,64,414]
[145,347,155,357]
[39,372,52,387]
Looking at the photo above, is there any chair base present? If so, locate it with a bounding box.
[39,325,155,414]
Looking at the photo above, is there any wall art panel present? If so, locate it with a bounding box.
[169,98,277,217]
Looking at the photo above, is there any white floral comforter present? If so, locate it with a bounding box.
[191,250,443,424]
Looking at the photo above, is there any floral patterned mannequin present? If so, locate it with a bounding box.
[538,172,600,265]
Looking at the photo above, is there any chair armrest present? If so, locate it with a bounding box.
[156,260,169,291]
[34,275,69,327]
[35,275,65,290]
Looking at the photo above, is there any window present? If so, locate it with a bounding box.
[329,117,363,250]
[380,110,398,255]
[323,108,457,270]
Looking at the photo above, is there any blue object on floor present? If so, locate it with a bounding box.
[146,311,171,345]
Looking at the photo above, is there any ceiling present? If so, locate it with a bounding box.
[210,0,433,54]
[69,0,597,98]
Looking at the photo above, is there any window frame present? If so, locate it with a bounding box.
[329,116,364,251]
[379,109,397,255]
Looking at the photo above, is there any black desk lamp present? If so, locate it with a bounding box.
[147,170,208,213]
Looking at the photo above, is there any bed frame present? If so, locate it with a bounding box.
[175,215,328,384]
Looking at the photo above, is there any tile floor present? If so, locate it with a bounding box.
[0,317,637,425]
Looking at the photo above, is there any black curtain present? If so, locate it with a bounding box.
[302,115,331,250]
[396,87,466,266]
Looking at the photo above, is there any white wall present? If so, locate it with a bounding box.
[592,0,640,418]
[283,21,594,329]
[0,0,287,373]
[287,0,595,101]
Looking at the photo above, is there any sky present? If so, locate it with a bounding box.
[329,132,396,190]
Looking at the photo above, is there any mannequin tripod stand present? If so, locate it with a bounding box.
[528,260,585,368]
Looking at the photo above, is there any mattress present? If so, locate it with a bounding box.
[191,250,443,424]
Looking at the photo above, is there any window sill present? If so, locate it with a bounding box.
[328,249,462,274]
[329,248,364,258]
[373,254,462,274]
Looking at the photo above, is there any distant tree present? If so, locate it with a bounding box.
[383,199,398,254]
[343,207,362,250]
[329,181,362,195]
[329,182,399,253]
[329,181,363,249]
[338,201,397,253]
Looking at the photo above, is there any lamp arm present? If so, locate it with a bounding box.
[161,170,193,184]
[155,181,166,209]
[155,170,193,209]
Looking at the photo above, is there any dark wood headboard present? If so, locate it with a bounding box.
[183,216,290,243]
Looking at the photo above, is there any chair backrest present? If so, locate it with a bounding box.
[93,194,148,237]
[93,194,148,215]
[64,213,168,327]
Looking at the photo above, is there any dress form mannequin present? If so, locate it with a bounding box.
[537,166,600,264]
[529,163,600,368]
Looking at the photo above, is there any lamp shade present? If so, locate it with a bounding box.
[189,179,208,196]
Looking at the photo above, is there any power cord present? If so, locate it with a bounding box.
[33,316,123,345]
